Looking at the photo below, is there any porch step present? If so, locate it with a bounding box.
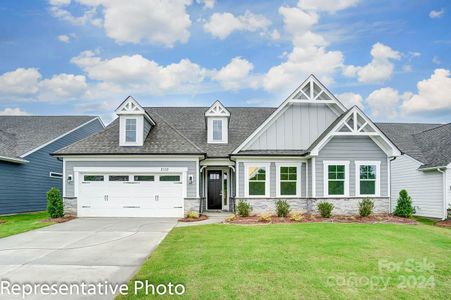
[204,211,231,217]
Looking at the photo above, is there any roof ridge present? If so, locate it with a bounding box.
[144,106,277,109]
[150,110,205,153]
[415,122,451,134]
[375,122,443,125]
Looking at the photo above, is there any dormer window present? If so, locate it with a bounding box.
[125,118,137,142]
[206,100,230,144]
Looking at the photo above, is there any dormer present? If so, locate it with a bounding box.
[115,96,155,147]
[205,100,230,144]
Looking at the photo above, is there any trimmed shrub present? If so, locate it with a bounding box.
[394,189,414,218]
[359,198,374,217]
[186,210,199,219]
[236,200,252,217]
[47,187,63,218]
[275,199,291,217]
[290,212,304,222]
[258,213,272,223]
[317,201,334,218]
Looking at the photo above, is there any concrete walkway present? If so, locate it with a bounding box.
[0,218,177,299]
[176,212,229,227]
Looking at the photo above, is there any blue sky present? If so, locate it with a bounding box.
[0,0,450,124]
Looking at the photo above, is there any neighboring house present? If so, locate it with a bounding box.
[54,75,402,218]
[0,116,104,214]
[377,123,451,219]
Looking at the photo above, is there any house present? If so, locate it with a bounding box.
[54,75,402,218]
[0,116,104,214]
[377,123,451,219]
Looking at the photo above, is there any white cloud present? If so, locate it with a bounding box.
[212,57,259,91]
[366,87,400,118]
[429,9,444,19]
[196,0,214,9]
[0,107,30,115]
[337,92,363,109]
[401,69,451,114]
[203,10,271,39]
[344,43,400,83]
[38,73,88,101]
[270,29,281,40]
[298,0,360,13]
[57,34,70,43]
[0,68,41,98]
[50,0,192,47]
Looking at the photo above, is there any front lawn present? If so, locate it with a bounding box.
[0,211,54,238]
[119,223,450,299]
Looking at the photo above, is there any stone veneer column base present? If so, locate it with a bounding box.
[184,198,201,216]
[63,197,77,216]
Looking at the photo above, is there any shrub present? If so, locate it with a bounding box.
[275,199,291,217]
[186,210,199,219]
[47,187,63,218]
[317,201,334,218]
[236,200,252,217]
[394,189,414,218]
[290,212,304,222]
[359,198,374,217]
[258,213,272,223]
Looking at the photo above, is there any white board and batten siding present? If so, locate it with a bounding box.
[391,155,444,219]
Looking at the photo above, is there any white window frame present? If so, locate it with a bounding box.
[49,172,63,178]
[119,115,144,146]
[244,163,270,198]
[212,119,223,142]
[355,161,380,197]
[207,117,228,144]
[276,163,302,197]
[125,118,137,143]
[323,161,350,197]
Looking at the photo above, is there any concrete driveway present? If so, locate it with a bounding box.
[0,218,177,299]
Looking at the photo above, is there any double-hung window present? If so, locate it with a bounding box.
[212,119,223,141]
[324,161,349,197]
[276,165,300,197]
[125,119,137,142]
[245,164,269,197]
[356,161,380,196]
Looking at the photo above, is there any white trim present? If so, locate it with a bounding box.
[205,100,231,117]
[200,158,235,166]
[74,167,188,173]
[115,96,155,125]
[236,161,240,197]
[354,161,381,197]
[120,116,143,146]
[437,168,447,220]
[323,161,350,197]
[311,157,316,197]
[306,159,309,197]
[49,172,63,178]
[207,117,228,144]
[62,156,202,161]
[244,162,270,198]
[233,157,307,162]
[63,159,66,197]
[275,163,302,197]
[196,158,200,198]
[20,117,103,158]
[0,156,29,164]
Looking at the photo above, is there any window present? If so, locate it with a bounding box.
[324,162,349,197]
[212,119,222,141]
[125,119,137,142]
[356,161,380,196]
[134,175,154,182]
[247,165,267,196]
[109,175,129,181]
[49,172,63,178]
[278,166,299,196]
[160,175,181,182]
[83,175,104,182]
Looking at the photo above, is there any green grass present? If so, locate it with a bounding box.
[413,216,440,226]
[119,223,451,300]
[0,211,54,238]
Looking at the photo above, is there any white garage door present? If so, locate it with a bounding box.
[77,173,184,217]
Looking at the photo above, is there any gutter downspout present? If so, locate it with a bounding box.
[388,156,397,213]
[437,168,446,220]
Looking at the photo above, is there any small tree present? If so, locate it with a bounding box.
[359,198,374,217]
[275,199,290,217]
[236,200,252,217]
[47,187,63,218]
[393,189,414,218]
[317,201,334,218]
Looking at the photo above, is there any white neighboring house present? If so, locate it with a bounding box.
[377,123,451,219]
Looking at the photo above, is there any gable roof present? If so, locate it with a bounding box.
[377,122,451,169]
[0,116,100,163]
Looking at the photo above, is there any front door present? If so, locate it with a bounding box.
[207,170,222,209]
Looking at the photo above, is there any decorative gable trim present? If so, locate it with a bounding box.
[232,75,346,154]
[309,106,401,157]
[115,96,155,125]
[205,100,230,117]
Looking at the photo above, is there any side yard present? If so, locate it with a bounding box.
[119,223,451,299]
[0,212,54,238]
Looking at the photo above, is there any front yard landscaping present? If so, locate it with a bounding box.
[119,223,450,299]
[0,211,55,238]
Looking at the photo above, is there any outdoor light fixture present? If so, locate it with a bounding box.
[188,174,194,184]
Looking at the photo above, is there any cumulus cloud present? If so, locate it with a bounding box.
[0,68,41,99]
[298,0,360,13]
[366,87,401,118]
[337,92,363,109]
[212,57,260,91]
[38,73,88,101]
[429,9,444,19]
[0,107,30,115]
[57,34,70,43]
[49,0,192,47]
[401,69,451,114]
[344,43,400,83]
[203,10,271,39]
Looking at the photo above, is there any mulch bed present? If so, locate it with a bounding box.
[227,214,417,225]
[40,215,76,223]
[436,219,451,228]
[178,215,209,222]
[0,220,5,224]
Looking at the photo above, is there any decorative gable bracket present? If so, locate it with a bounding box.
[205,100,231,117]
[115,96,155,125]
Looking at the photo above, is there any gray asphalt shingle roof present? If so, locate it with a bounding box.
[0,116,97,160]
[376,122,451,168]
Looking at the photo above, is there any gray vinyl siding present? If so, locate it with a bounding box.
[391,155,444,219]
[315,136,388,197]
[246,103,337,150]
[143,119,152,140]
[237,161,307,198]
[0,119,104,214]
[64,160,198,198]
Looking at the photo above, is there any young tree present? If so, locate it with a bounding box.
[393,189,414,218]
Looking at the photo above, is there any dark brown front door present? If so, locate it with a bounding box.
[207,171,222,209]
